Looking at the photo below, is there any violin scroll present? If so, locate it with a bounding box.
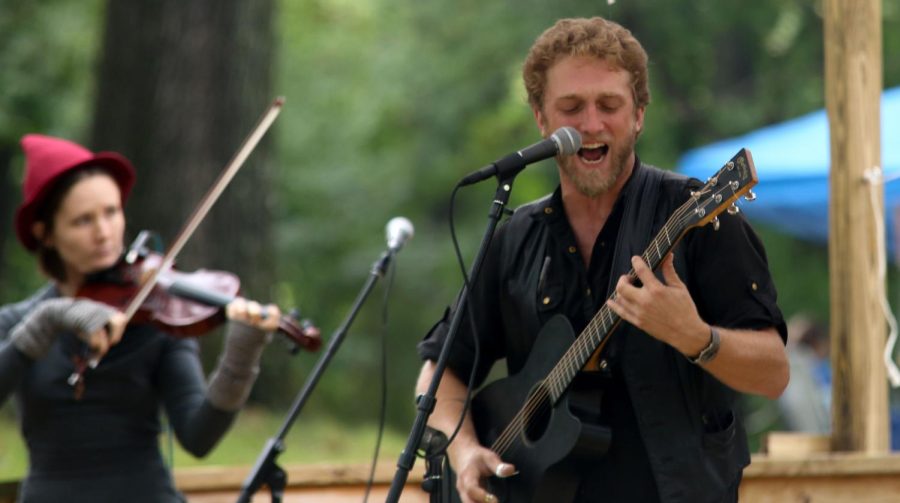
[280,309,322,353]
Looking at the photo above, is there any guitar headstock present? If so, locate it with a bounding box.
[685,148,758,230]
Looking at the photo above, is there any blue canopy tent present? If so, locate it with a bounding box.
[679,88,900,448]
[677,86,900,257]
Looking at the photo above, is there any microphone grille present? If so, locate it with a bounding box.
[552,127,582,156]
[386,216,415,251]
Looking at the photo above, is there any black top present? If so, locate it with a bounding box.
[0,285,237,503]
[418,159,787,502]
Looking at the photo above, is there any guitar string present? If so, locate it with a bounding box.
[489,212,684,455]
[490,198,695,454]
[492,172,744,454]
[490,176,740,456]
[490,186,718,454]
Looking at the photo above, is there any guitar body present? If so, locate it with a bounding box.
[470,315,612,503]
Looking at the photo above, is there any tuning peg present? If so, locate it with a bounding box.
[727,204,741,215]
[745,190,757,202]
[712,216,721,231]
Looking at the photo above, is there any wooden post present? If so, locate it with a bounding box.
[825,0,887,453]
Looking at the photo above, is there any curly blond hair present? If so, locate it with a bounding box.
[523,17,650,112]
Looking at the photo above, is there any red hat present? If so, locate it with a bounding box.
[14,134,136,251]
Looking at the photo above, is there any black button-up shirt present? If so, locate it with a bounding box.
[419,159,786,502]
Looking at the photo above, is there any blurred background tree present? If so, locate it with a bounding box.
[2,0,900,472]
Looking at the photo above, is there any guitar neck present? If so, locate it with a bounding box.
[536,150,755,404]
[542,198,700,401]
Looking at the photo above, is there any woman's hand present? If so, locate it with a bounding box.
[10,298,126,360]
[225,297,281,333]
[208,297,279,411]
[80,310,127,359]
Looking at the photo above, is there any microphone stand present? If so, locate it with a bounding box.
[236,247,399,503]
[386,177,515,502]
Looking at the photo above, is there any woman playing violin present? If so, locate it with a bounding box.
[0,134,281,503]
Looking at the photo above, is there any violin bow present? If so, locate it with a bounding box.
[69,98,284,396]
[122,97,284,322]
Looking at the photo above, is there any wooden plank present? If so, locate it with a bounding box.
[0,462,430,502]
[9,456,900,502]
[824,0,887,453]
[175,461,429,500]
[761,432,830,458]
[746,452,900,476]
[179,485,429,503]
[741,453,900,502]
[740,475,900,503]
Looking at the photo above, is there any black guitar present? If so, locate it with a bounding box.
[469,149,759,502]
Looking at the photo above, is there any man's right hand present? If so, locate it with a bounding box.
[449,439,517,503]
[416,361,517,502]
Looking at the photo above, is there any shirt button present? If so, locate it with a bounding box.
[543,296,551,305]
[586,287,592,296]
[599,241,606,247]
[751,282,758,291]
[544,207,553,214]
[568,246,577,254]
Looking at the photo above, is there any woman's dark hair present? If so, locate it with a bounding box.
[32,166,117,282]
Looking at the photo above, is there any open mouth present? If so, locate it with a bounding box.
[578,143,609,164]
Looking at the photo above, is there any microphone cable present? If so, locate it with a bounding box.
[362,242,399,503]
[424,181,494,457]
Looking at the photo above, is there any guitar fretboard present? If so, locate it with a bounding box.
[542,179,740,402]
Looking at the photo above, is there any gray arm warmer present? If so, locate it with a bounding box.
[206,321,272,411]
[9,298,116,360]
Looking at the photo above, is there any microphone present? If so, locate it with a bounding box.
[385,217,415,252]
[459,126,581,186]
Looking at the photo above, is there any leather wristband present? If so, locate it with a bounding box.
[689,326,720,365]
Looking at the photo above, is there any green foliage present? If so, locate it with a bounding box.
[755,226,830,323]
[0,0,104,303]
[0,0,102,139]
[3,0,900,446]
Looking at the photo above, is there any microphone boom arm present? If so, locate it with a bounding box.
[386,177,516,501]
[236,244,403,503]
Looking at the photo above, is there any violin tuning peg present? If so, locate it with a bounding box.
[126,230,152,264]
[745,190,757,202]
[278,308,321,354]
[727,204,741,215]
[711,216,720,231]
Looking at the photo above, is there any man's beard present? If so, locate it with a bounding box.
[561,132,636,198]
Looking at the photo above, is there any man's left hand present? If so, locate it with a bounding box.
[606,253,709,356]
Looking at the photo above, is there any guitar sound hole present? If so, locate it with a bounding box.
[523,384,552,444]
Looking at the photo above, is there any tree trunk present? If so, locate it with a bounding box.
[0,144,14,293]
[91,0,276,298]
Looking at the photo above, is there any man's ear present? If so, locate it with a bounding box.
[635,105,646,135]
[532,105,547,137]
[32,222,52,247]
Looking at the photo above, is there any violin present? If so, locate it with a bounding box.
[66,98,321,398]
[66,241,321,399]
[77,245,321,352]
